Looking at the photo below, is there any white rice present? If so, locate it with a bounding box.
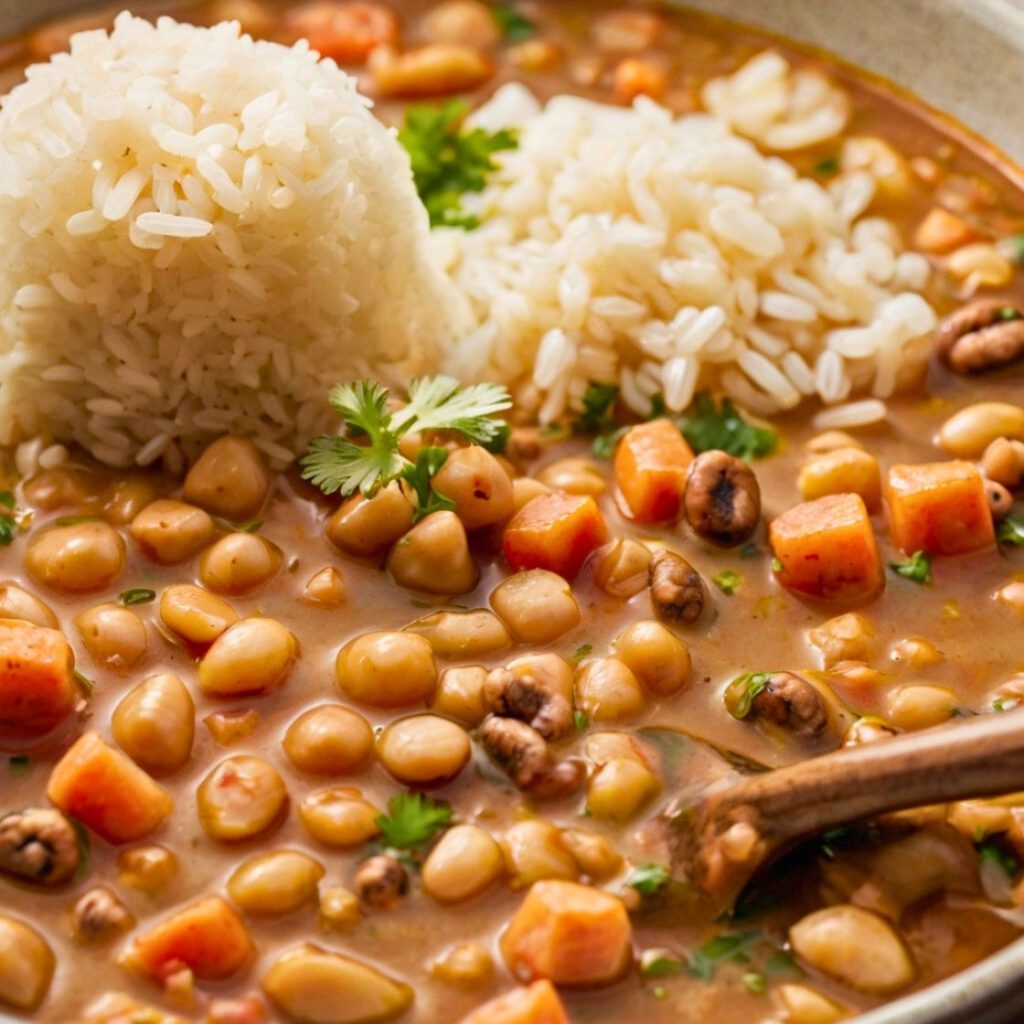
[0,13,468,467]
[440,56,937,422]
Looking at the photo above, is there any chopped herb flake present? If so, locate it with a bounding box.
[742,971,766,995]
[592,426,627,460]
[118,588,156,606]
[575,383,619,436]
[400,446,458,523]
[573,710,590,731]
[686,932,760,982]
[764,949,800,976]
[572,643,593,663]
[771,556,782,573]
[237,519,264,533]
[491,2,536,40]
[712,570,742,596]
[978,841,1019,878]
[724,672,772,720]
[640,951,684,978]
[681,393,777,461]
[997,515,1024,547]
[375,791,453,851]
[71,817,91,880]
[889,550,932,585]
[8,756,29,776]
[627,862,671,897]
[73,669,95,697]
[813,155,840,177]
[0,490,14,509]
[999,306,1023,321]
[0,516,14,546]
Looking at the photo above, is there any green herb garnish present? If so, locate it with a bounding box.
[712,570,742,596]
[742,971,767,995]
[999,234,1024,266]
[575,383,619,436]
[640,952,684,978]
[300,377,511,499]
[118,588,156,606]
[0,490,19,546]
[0,490,14,509]
[491,2,535,40]
[764,949,800,976]
[681,393,777,461]
[237,519,264,533]
[592,426,627,460]
[8,756,29,776]
[686,932,760,981]
[400,446,458,523]
[399,100,517,229]
[375,791,453,851]
[889,550,932,585]
[998,515,1024,547]
[813,155,840,177]
[999,306,1023,322]
[627,862,671,897]
[574,710,590,731]
[978,841,1020,878]
[771,556,782,573]
[724,672,771,720]
[73,669,95,697]
[71,817,91,880]
[572,643,593,663]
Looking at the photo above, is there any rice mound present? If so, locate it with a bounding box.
[442,74,937,425]
[0,13,468,468]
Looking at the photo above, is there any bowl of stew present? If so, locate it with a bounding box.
[1,2,1024,1024]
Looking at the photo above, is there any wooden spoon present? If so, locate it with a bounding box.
[665,711,1024,915]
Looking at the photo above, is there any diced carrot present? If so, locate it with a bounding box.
[913,207,978,254]
[0,619,77,738]
[46,731,173,844]
[500,880,632,987]
[769,493,883,602]
[503,492,608,579]
[456,981,569,1024]
[283,2,399,64]
[613,418,693,523]
[885,461,995,555]
[124,897,253,982]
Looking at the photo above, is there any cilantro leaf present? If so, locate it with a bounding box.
[813,155,839,177]
[889,550,932,585]
[401,447,458,523]
[491,2,535,41]
[686,932,760,982]
[0,516,14,546]
[395,377,512,444]
[724,672,772,720]
[574,383,619,436]
[0,491,14,509]
[399,100,517,229]
[998,515,1024,547]
[592,426,627,460]
[681,393,777,461]
[376,791,453,851]
[573,710,589,731]
[301,433,405,498]
[118,588,156,606]
[640,950,684,978]
[712,570,742,596]
[627,862,671,897]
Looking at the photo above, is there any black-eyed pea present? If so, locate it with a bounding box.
[501,821,579,889]
[808,613,875,669]
[406,609,511,659]
[798,448,881,509]
[76,603,147,670]
[376,715,470,786]
[303,567,346,606]
[335,631,437,708]
[987,480,1014,522]
[298,787,381,848]
[325,484,414,557]
[199,533,283,594]
[197,756,287,841]
[574,657,645,723]
[117,845,179,893]
[884,685,959,731]
[71,886,135,943]
[261,946,412,1024]
[431,446,515,529]
[183,436,272,522]
[387,511,478,595]
[0,582,58,629]
[587,758,660,821]
[353,854,408,910]
[111,672,194,774]
[888,636,944,670]
[198,617,297,698]
[938,402,1024,459]
[283,705,374,775]
[537,457,607,497]
[430,666,490,726]
[319,887,361,932]
[772,983,849,1024]
[0,915,55,1011]
[421,824,504,903]
[613,620,690,696]
[593,539,651,599]
[561,828,624,881]
[490,569,581,644]
[159,584,238,645]
[129,500,214,565]
[227,851,325,915]
[789,905,915,994]
[430,943,494,987]
[26,522,126,592]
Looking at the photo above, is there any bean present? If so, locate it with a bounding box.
[71,886,134,942]
[22,467,100,510]
[485,652,575,739]
[26,522,125,592]
[319,887,362,932]
[198,617,297,697]
[987,480,1014,521]
[303,566,346,606]
[683,451,761,546]
[423,1,499,48]
[353,854,408,909]
[112,672,195,774]
[982,436,1024,489]
[613,58,668,102]
[325,484,414,557]
[592,9,666,51]
[228,851,325,915]
[798,447,882,510]
[807,612,875,669]
[376,715,471,785]
[508,39,563,72]
[283,705,374,775]
[102,479,159,525]
[843,716,899,747]
[586,758,660,821]
[996,580,1024,615]
[648,548,705,624]
[406,608,511,658]
[76,603,148,670]
[561,829,624,881]
[130,499,214,565]
[0,916,55,1011]
[197,756,287,841]
[117,845,179,893]
[421,824,504,903]
[0,582,58,629]
[537,457,607,497]
[430,666,490,725]
[199,533,283,594]
[888,636,944,670]
[574,657,645,722]
[335,631,437,708]
[430,943,494,987]
[789,904,915,994]
[884,685,959,730]
[614,620,691,696]
[773,984,848,1024]
[593,538,651,598]
[387,511,478,595]
[159,584,238,645]
[183,436,272,522]
[939,402,1024,458]
[490,569,581,644]
[262,945,412,1024]
[501,821,579,889]
[431,446,515,529]
[299,787,381,847]
[373,44,494,98]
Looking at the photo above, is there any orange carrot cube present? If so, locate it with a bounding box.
[0,619,77,738]
[769,493,883,601]
[457,981,569,1024]
[614,418,694,523]
[46,731,173,843]
[500,880,632,987]
[885,461,995,555]
[503,492,608,579]
[124,897,253,981]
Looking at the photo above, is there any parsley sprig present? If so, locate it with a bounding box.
[300,377,511,501]
[375,791,453,851]
[0,489,22,546]
[399,100,517,229]
[681,393,777,461]
[998,514,1024,548]
[889,550,932,585]
[491,3,535,41]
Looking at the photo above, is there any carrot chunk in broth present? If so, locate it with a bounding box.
[769,493,883,602]
[456,980,569,1024]
[884,461,995,555]
[46,731,173,844]
[0,619,77,738]
[503,492,608,579]
[614,419,693,523]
